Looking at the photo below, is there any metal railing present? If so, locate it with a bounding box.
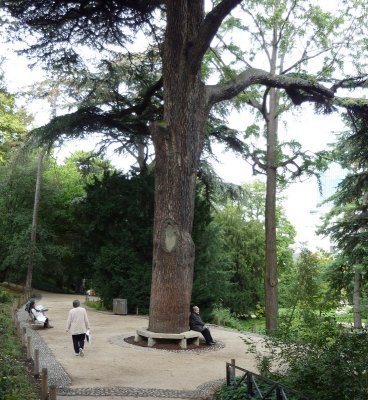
[226,360,309,400]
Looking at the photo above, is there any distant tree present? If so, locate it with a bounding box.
[320,107,368,328]
[0,150,111,290]
[209,0,352,331]
[279,248,335,327]
[74,170,155,311]
[191,182,233,313]
[213,181,295,315]
[0,84,30,164]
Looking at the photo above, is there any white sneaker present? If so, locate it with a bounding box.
[75,353,79,356]
[79,348,84,357]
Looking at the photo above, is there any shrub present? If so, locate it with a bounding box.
[257,315,368,400]
[211,304,241,329]
[0,290,39,399]
[0,288,12,303]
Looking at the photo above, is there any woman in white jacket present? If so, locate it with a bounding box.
[66,299,90,357]
[29,300,53,328]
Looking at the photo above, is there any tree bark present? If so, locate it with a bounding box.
[353,270,362,329]
[264,27,279,333]
[148,1,208,333]
[264,86,279,333]
[25,150,45,290]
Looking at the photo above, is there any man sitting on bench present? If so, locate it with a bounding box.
[189,305,216,346]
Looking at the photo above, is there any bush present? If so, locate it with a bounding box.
[0,288,12,303]
[257,315,368,400]
[85,298,106,311]
[214,376,304,400]
[211,304,242,329]
[0,290,39,399]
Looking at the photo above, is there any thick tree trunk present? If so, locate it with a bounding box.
[148,1,207,333]
[264,87,279,333]
[353,270,362,329]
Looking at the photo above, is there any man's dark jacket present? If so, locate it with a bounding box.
[189,312,205,332]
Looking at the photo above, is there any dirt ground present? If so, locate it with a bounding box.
[32,291,265,399]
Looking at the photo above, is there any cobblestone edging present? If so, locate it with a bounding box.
[57,378,224,398]
[17,307,224,398]
[17,307,72,387]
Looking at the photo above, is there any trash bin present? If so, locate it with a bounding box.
[113,298,127,315]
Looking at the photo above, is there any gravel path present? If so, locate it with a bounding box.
[16,292,264,399]
[17,307,224,398]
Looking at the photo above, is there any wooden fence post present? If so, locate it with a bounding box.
[16,319,21,336]
[226,362,230,385]
[49,385,57,400]
[41,368,48,400]
[34,349,40,378]
[22,327,27,345]
[27,335,32,360]
[231,358,236,382]
[11,303,17,324]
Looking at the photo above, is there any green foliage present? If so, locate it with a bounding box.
[85,298,106,311]
[275,327,368,399]
[210,181,295,316]
[191,185,233,313]
[0,86,29,165]
[213,201,265,314]
[0,153,40,283]
[211,304,242,329]
[251,305,368,400]
[0,150,110,290]
[75,170,154,313]
[0,288,11,303]
[279,249,337,318]
[319,107,368,307]
[214,376,303,400]
[0,289,39,399]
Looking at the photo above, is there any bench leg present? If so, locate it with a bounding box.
[134,333,142,343]
[194,337,199,346]
[179,338,187,349]
[147,337,156,347]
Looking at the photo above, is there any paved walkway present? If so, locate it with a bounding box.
[17,291,264,400]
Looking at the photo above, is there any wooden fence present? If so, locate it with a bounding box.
[226,359,309,400]
[8,286,57,400]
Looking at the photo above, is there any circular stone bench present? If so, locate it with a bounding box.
[134,328,201,349]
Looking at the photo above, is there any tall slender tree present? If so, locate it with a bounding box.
[209,0,359,331]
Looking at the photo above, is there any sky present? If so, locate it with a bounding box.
[210,105,345,252]
[1,30,347,254]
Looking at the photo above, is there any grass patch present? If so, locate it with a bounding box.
[0,288,39,400]
[237,318,266,334]
[85,298,107,311]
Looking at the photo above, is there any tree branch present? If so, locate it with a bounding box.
[206,67,334,107]
[330,76,368,93]
[188,0,242,72]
